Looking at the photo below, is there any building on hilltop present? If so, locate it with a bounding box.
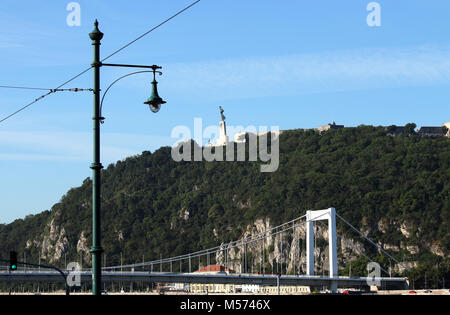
[316,122,344,133]
[417,126,446,137]
[417,122,450,137]
[385,122,450,137]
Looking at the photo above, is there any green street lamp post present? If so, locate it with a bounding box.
[88,20,166,295]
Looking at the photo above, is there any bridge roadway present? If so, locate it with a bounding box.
[0,270,408,290]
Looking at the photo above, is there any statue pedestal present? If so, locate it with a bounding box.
[216,120,229,146]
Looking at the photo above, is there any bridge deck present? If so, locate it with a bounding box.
[0,271,408,290]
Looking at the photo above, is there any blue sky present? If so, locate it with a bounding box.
[1,0,450,223]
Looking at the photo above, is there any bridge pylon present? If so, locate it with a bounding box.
[306,207,338,292]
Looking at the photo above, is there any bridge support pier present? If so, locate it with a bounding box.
[306,218,315,276]
[306,208,338,293]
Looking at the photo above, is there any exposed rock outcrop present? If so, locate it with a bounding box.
[76,231,90,264]
[40,212,69,263]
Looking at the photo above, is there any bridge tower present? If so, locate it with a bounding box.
[306,207,338,293]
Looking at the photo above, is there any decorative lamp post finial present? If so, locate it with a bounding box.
[89,19,104,41]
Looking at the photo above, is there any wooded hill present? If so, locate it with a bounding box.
[1,125,449,288]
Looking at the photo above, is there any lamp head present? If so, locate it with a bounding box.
[144,65,166,113]
[144,80,166,113]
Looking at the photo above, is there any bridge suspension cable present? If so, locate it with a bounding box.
[336,213,410,272]
[103,213,309,270]
[102,210,409,278]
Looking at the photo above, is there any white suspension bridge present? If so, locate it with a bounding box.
[0,208,409,293]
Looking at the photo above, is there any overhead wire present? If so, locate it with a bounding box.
[0,85,53,91]
[101,0,201,63]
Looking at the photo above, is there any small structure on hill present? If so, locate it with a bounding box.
[417,126,446,137]
[316,122,344,132]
